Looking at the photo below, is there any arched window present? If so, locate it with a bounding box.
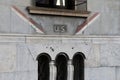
[55,52,69,80]
[37,53,52,80]
[72,52,85,80]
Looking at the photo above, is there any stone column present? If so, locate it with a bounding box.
[67,60,74,80]
[49,61,57,80]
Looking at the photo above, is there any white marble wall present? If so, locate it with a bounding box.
[0,44,16,72]
[84,0,120,35]
[11,7,36,34]
[116,67,120,80]
[100,44,120,67]
[0,35,38,80]
[0,5,11,33]
[85,67,116,80]
[1,0,120,35]
[0,35,120,80]
[0,0,86,35]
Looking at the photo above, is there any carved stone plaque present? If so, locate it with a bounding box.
[53,24,67,33]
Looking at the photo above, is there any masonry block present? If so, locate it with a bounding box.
[92,37,120,44]
[16,44,37,72]
[0,44,16,72]
[0,0,13,5]
[85,44,100,67]
[0,36,25,43]
[11,6,36,34]
[26,42,92,60]
[31,16,85,35]
[116,67,120,80]
[15,71,37,80]
[85,67,115,80]
[0,5,11,33]
[100,44,120,66]
[13,0,32,6]
[0,72,15,80]
[26,37,100,67]
[83,14,102,35]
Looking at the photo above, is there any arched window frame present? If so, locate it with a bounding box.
[72,52,86,80]
[55,52,69,80]
[37,53,52,80]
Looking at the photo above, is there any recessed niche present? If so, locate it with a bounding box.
[37,53,51,80]
[72,52,85,80]
[55,52,69,80]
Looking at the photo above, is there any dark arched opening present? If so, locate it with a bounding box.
[72,52,85,80]
[37,53,52,80]
[55,52,69,80]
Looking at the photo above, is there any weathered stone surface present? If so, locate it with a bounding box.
[116,67,120,80]
[0,0,13,5]
[0,72,15,80]
[0,0,120,35]
[0,35,120,80]
[92,37,120,44]
[16,44,37,72]
[62,38,92,43]
[32,16,85,35]
[100,44,120,66]
[27,37,100,67]
[11,6,36,34]
[0,5,11,33]
[86,0,120,35]
[85,44,100,67]
[15,71,37,80]
[87,0,104,12]
[26,36,120,44]
[26,42,92,60]
[101,10,120,35]
[84,14,102,35]
[106,1,119,35]
[13,0,32,6]
[26,37,62,44]
[0,36,25,43]
[0,44,16,72]
[85,67,115,80]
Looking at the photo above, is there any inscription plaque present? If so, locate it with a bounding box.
[53,24,67,33]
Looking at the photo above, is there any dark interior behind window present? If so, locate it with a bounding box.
[55,53,69,80]
[72,52,85,80]
[37,53,51,80]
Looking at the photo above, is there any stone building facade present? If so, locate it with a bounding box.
[0,35,120,80]
[0,0,120,80]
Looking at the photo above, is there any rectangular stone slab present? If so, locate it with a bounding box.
[27,6,91,18]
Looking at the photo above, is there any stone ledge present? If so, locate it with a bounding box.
[1,34,120,43]
[27,6,90,18]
